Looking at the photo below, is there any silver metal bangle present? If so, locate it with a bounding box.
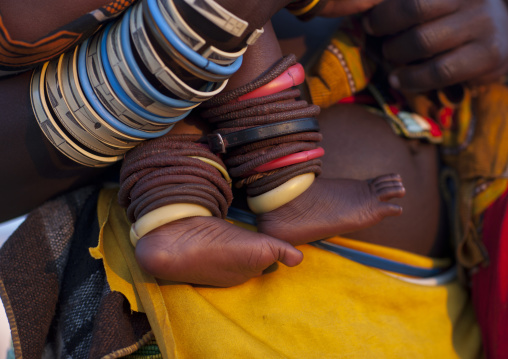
[45,56,127,156]
[142,0,231,82]
[63,46,143,147]
[182,0,248,37]
[181,0,265,45]
[31,62,124,167]
[86,30,174,131]
[131,3,228,102]
[158,0,247,65]
[107,19,199,117]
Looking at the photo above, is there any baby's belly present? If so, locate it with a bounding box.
[318,104,447,257]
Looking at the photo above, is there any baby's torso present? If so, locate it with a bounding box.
[318,103,447,257]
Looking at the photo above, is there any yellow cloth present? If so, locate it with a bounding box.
[435,84,508,269]
[90,189,177,359]
[326,236,452,270]
[93,188,482,359]
[307,30,372,108]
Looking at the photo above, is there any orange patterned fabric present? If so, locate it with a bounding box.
[0,0,135,70]
[101,0,136,16]
[306,20,373,109]
[0,15,81,67]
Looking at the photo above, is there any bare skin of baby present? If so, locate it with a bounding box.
[134,24,412,287]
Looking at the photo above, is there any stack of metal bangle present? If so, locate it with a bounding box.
[31,0,259,167]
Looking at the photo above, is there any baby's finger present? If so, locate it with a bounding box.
[259,236,304,268]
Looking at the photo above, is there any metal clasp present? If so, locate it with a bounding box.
[207,133,226,154]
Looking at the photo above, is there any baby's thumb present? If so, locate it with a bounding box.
[271,238,304,267]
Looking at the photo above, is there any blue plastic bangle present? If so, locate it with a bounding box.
[77,38,173,140]
[146,0,243,76]
[101,23,190,125]
[311,241,444,278]
[120,8,199,110]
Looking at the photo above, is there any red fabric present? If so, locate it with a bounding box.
[337,94,376,105]
[426,116,442,137]
[438,107,454,129]
[472,188,508,359]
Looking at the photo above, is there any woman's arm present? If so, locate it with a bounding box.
[0,0,293,221]
[0,71,113,222]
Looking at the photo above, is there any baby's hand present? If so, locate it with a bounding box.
[135,216,303,287]
[364,0,508,92]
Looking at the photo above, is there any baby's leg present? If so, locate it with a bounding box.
[259,102,444,256]
[257,174,405,246]
[135,216,303,287]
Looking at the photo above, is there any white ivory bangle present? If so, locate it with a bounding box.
[130,203,212,246]
[247,173,315,214]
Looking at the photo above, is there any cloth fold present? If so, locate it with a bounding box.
[0,186,152,358]
[97,188,482,359]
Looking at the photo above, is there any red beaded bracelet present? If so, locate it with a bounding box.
[249,147,325,174]
[237,63,306,102]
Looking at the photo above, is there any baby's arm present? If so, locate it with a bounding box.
[130,22,306,287]
[134,18,406,286]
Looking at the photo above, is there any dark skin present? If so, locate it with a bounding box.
[0,71,111,222]
[0,0,505,284]
[0,0,112,43]
[135,22,406,287]
[0,0,124,221]
[138,0,499,283]
[2,0,506,221]
[310,104,443,256]
[363,0,508,92]
[0,0,406,287]
[0,0,285,44]
[0,0,293,222]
